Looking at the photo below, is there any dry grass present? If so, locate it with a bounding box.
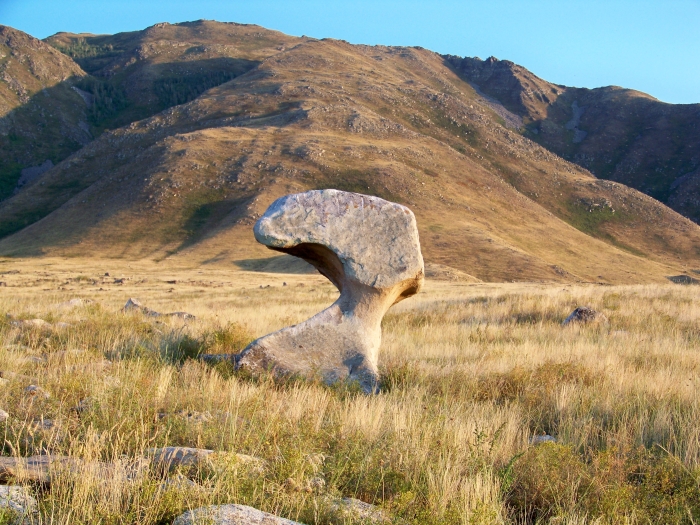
[0,258,699,524]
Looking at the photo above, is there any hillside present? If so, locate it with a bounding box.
[447,55,700,222]
[1,23,699,284]
[0,25,90,201]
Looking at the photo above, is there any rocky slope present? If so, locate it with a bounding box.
[447,55,700,222]
[0,25,698,283]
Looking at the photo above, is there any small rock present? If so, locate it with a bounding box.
[562,306,608,326]
[0,409,8,422]
[0,455,143,486]
[0,485,37,522]
[148,447,213,475]
[306,475,326,492]
[161,472,201,491]
[54,298,93,309]
[147,447,266,477]
[24,385,50,399]
[530,434,557,445]
[177,410,213,423]
[166,311,196,320]
[173,504,303,525]
[73,398,91,414]
[0,455,74,484]
[11,319,51,329]
[326,497,392,524]
[104,272,109,277]
[122,298,195,320]
[123,297,148,313]
[199,354,233,364]
[31,418,54,431]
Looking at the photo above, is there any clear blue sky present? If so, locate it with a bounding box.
[2,0,699,104]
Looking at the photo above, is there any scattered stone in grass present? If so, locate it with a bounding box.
[148,447,212,475]
[0,485,38,523]
[199,354,233,365]
[10,319,51,330]
[161,472,203,491]
[22,355,47,365]
[147,447,266,478]
[0,455,146,486]
[0,455,75,484]
[177,410,213,423]
[562,306,608,326]
[30,418,55,431]
[0,409,8,421]
[173,504,303,525]
[325,496,392,524]
[54,298,94,309]
[73,398,91,414]
[24,385,50,399]
[122,298,195,320]
[530,434,557,445]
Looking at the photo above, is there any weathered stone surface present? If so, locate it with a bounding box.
[0,455,77,484]
[0,485,37,523]
[0,455,146,485]
[173,504,303,525]
[148,447,213,475]
[562,306,608,326]
[235,190,424,393]
[147,447,266,477]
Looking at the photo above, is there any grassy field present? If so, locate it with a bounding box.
[1,258,699,524]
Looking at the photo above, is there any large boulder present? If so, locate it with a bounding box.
[235,190,424,393]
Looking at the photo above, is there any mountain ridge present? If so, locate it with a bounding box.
[447,55,700,222]
[0,22,698,284]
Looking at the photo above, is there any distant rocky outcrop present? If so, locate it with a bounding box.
[234,190,424,393]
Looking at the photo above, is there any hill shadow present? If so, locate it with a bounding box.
[0,56,261,242]
[233,255,316,274]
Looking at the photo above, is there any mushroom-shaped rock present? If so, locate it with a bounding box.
[235,190,424,393]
